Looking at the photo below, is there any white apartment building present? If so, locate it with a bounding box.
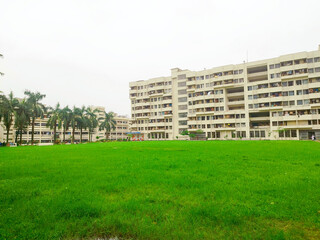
[129,45,320,140]
[109,114,130,140]
[0,106,129,144]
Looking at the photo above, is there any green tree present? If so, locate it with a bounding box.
[24,90,46,145]
[0,92,19,143]
[75,106,87,143]
[70,106,81,144]
[59,106,71,143]
[85,107,99,142]
[14,99,32,145]
[99,111,116,141]
[46,103,61,144]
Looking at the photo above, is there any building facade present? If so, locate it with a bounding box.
[109,114,130,140]
[129,45,320,140]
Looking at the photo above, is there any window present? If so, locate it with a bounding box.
[302,79,308,84]
[178,89,187,95]
[178,105,188,110]
[315,67,320,73]
[309,68,314,74]
[307,58,313,63]
[179,112,188,118]
[289,91,294,96]
[178,97,187,102]
[178,82,186,87]
[250,131,254,138]
[314,57,320,62]
[297,100,303,105]
[179,120,187,125]
[248,86,252,91]
[178,74,186,80]
[248,95,252,100]
[270,74,274,79]
[285,130,290,138]
[269,64,274,69]
[275,63,280,68]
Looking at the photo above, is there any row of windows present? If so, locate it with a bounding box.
[269,57,320,69]
[248,78,320,91]
[148,133,170,139]
[189,90,224,97]
[189,114,246,121]
[247,88,319,100]
[188,70,244,81]
[272,120,320,126]
[189,123,246,129]
[130,81,172,90]
[134,118,173,124]
[207,131,247,139]
[131,96,172,104]
[272,109,320,117]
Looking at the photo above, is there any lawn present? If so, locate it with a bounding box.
[0,141,320,240]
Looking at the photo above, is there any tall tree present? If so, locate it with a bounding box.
[14,99,32,145]
[75,106,87,143]
[0,92,19,143]
[85,107,99,142]
[59,106,71,142]
[70,106,81,144]
[99,111,116,141]
[24,90,46,145]
[46,103,61,144]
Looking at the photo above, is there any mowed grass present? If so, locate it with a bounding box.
[1,141,320,240]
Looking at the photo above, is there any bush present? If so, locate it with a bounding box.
[180,130,189,136]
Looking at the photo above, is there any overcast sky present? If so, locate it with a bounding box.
[1,0,320,116]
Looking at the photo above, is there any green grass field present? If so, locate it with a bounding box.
[1,141,320,240]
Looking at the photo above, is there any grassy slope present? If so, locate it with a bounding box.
[0,141,320,239]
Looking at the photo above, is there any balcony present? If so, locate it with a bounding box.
[228,100,245,106]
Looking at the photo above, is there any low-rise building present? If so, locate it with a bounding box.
[0,106,130,144]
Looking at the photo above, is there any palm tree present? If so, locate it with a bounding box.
[0,92,19,143]
[75,106,87,143]
[85,107,99,142]
[70,106,81,144]
[59,106,71,142]
[99,111,116,141]
[14,99,32,145]
[46,103,61,144]
[24,90,46,145]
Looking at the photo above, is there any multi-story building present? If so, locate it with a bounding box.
[0,106,129,144]
[109,114,130,140]
[130,45,320,140]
